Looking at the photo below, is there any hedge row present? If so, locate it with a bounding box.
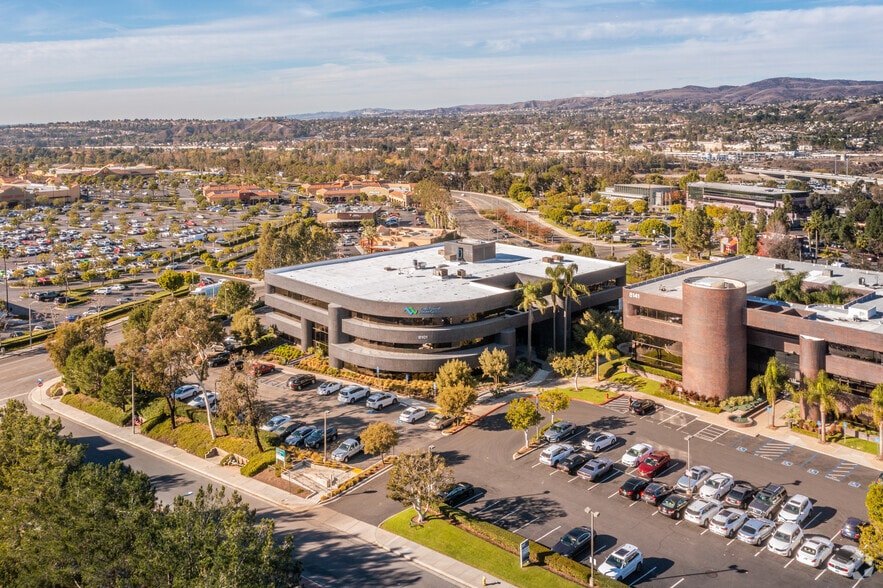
[295,356,436,399]
[61,393,129,426]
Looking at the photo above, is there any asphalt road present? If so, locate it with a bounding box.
[330,396,878,587]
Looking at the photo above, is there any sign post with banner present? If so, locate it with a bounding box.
[519,538,530,568]
[275,447,286,466]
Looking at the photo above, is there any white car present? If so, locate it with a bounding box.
[676,465,713,493]
[110,283,127,291]
[93,287,112,295]
[737,517,776,546]
[172,384,200,401]
[598,543,644,581]
[399,406,427,423]
[366,392,398,410]
[777,494,813,525]
[338,385,370,404]
[539,443,575,466]
[317,381,343,396]
[708,507,748,538]
[699,473,735,500]
[187,391,217,409]
[582,431,617,452]
[684,498,723,527]
[796,536,835,568]
[621,443,653,467]
[827,545,864,577]
[260,414,292,432]
[767,522,804,557]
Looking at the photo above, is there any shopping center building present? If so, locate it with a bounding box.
[623,256,883,400]
[264,240,625,376]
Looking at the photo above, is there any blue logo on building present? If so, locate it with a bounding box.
[404,306,418,315]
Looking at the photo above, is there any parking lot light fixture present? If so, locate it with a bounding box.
[585,507,600,587]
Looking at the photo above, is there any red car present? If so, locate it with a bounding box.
[249,362,275,377]
[637,451,671,478]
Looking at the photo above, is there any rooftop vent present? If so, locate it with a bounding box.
[542,256,553,263]
[434,267,448,278]
[775,263,785,270]
[456,269,467,278]
[859,277,866,286]
[553,255,564,262]
[824,269,834,277]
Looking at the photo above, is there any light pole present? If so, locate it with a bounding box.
[131,369,136,434]
[684,435,693,497]
[584,507,600,587]
[667,223,673,257]
[323,410,329,463]
[28,299,36,346]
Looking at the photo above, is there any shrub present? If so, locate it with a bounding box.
[61,393,128,426]
[240,450,276,477]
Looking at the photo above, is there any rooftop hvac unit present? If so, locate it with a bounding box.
[859,277,866,286]
[775,263,785,270]
[542,256,553,263]
[413,259,419,268]
[447,254,459,262]
[418,261,427,269]
[456,269,467,278]
[824,269,834,277]
[434,267,448,278]
[552,255,564,262]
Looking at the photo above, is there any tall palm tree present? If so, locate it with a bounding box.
[516,280,548,364]
[803,210,825,260]
[804,370,845,444]
[545,265,564,352]
[585,331,618,380]
[750,357,794,429]
[545,263,589,354]
[360,220,378,254]
[0,246,9,313]
[852,383,883,460]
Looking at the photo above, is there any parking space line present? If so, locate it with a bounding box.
[727,538,737,546]
[512,516,540,533]
[754,548,764,557]
[493,508,521,525]
[830,530,842,541]
[815,569,826,581]
[784,559,794,568]
[727,433,749,447]
[628,500,640,508]
[825,460,857,482]
[700,528,709,535]
[851,578,862,588]
[629,566,656,587]
[753,439,793,461]
[608,491,620,499]
[658,411,684,425]
[804,511,822,529]
[656,463,681,478]
[549,470,561,476]
[799,454,818,468]
[474,500,501,514]
[535,525,561,543]
[531,462,544,469]
[670,579,685,588]
[568,476,581,483]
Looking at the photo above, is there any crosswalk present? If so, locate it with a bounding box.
[825,460,857,482]
[753,439,793,461]
[692,423,728,442]
[605,396,631,414]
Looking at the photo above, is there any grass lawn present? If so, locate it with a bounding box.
[609,372,662,395]
[381,509,585,588]
[840,436,880,455]
[565,386,620,404]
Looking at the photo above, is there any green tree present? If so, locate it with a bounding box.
[216,356,267,452]
[250,219,337,279]
[538,387,571,423]
[360,422,400,461]
[803,210,825,259]
[516,280,548,364]
[216,280,255,315]
[63,342,115,397]
[750,357,794,429]
[436,383,478,424]
[478,347,509,388]
[678,171,701,190]
[506,397,543,449]
[705,168,727,182]
[804,370,845,443]
[548,352,593,390]
[157,269,185,291]
[386,451,454,523]
[435,359,476,391]
[46,319,107,373]
[584,331,619,379]
[852,383,883,460]
[675,205,714,260]
[231,307,263,345]
[739,223,758,255]
[860,481,883,567]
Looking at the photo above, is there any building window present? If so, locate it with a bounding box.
[631,336,683,374]
[312,323,328,354]
[634,306,683,324]
[273,287,329,310]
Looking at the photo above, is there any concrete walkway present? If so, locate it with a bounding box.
[30,383,515,588]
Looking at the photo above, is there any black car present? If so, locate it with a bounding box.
[304,426,338,449]
[641,482,674,506]
[439,482,476,507]
[840,517,866,541]
[724,483,756,509]
[658,493,690,519]
[552,526,593,559]
[206,351,230,367]
[287,373,317,390]
[619,476,651,500]
[284,425,317,447]
[556,453,592,475]
[629,399,656,415]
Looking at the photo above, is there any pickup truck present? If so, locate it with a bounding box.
[331,438,364,463]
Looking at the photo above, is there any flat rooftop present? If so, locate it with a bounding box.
[629,255,883,335]
[269,242,622,304]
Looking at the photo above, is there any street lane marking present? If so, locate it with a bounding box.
[535,525,561,543]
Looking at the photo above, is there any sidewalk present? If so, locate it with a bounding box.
[30,383,514,588]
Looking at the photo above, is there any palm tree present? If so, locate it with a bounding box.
[852,383,883,459]
[804,370,845,444]
[750,357,794,429]
[584,331,618,380]
[545,263,588,354]
[545,265,564,352]
[516,280,548,364]
[803,210,825,260]
[360,220,378,254]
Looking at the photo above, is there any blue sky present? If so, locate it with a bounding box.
[2,1,882,124]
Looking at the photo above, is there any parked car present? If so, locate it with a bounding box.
[582,431,617,452]
[552,526,594,559]
[366,392,398,410]
[724,483,757,509]
[577,457,614,482]
[439,482,476,507]
[621,443,653,467]
[271,420,303,439]
[331,438,364,463]
[249,362,275,377]
[637,451,671,478]
[556,453,591,475]
[619,477,651,500]
[827,545,865,577]
[544,421,577,443]
[284,425,317,447]
[699,473,735,500]
[796,536,835,568]
[598,544,644,581]
[540,443,575,467]
[172,384,200,401]
[304,426,338,449]
[641,482,674,506]
[683,498,722,527]
[261,414,293,432]
[737,517,776,546]
[187,391,217,409]
[767,522,804,557]
[708,507,748,538]
[206,351,230,367]
[286,373,316,390]
[628,398,656,415]
[317,381,343,396]
[676,465,713,493]
[748,483,788,519]
[777,494,813,525]
[338,385,370,405]
[659,492,692,519]
[428,413,457,430]
[840,517,866,541]
[399,406,428,423]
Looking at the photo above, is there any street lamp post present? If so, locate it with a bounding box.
[584,507,600,587]
[131,369,136,434]
[667,223,673,257]
[684,435,693,497]
[323,410,329,463]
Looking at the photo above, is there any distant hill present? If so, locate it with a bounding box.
[290,77,883,118]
